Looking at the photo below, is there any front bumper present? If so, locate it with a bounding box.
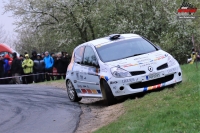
[108,65,182,97]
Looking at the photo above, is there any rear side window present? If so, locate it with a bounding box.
[74,46,85,63]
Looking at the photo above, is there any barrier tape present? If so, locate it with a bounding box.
[0,72,66,80]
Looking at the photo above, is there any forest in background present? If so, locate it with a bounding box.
[3,0,200,64]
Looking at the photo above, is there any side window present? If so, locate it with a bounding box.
[83,46,98,67]
[74,46,85,63]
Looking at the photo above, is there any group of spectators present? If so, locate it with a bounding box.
[0,51,71,84]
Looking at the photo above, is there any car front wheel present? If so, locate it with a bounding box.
[102,80,116,106]
[66,80,82,102]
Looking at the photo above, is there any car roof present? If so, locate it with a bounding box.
[87,33,141,46]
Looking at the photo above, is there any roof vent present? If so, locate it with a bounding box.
[109,34,120,40]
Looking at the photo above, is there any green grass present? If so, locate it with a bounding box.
[95,64,200,133]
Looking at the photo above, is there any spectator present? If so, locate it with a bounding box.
[22,54,34,84]
[62,52,70,77]
[2,54,11,84]
[197,50,200,62]
[33,54,45,83]
[51,53,56,59]
[189,48,198,64]
[10,52,22,84]
[41,53,45,59]
[31,51,37,61]
[0,55,5,84]
[44,51,54,81]
[19,54,26,84]
[54,52,66,79]
[31,51,38,82]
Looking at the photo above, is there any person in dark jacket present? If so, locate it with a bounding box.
[2,54,11,84]
[19,54,25,84]
[31,51,37,61]
[62,52,70,77]
[31,51,38,82]
[33,54,45,83]
[0,55,5,84]
[54,53,66,79]
[10,52,22,84]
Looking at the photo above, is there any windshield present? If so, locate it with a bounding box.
[96,38,157,62]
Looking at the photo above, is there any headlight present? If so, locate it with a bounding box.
[110,67,132,78]
[167,56,177,67]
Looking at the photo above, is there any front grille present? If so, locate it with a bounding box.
[157,63,168,70]
[130,74,174,89]
[130,71,146,76]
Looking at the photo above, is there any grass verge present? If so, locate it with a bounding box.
[95,64,200,133]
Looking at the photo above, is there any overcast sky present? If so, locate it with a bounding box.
[0,0,17,45]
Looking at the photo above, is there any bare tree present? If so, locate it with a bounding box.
[0,24,8,43]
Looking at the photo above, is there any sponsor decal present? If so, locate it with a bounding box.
[122,78,135,83]
[77,84,83,88]
[167,67,178,74]
[80,75,83,80]
[122,63,138,67]
[100,68,108,73]
[134,56,148,60]
[137,58,152,63]
[75,89,82,93]
[115,90,120,93]
[76,89,101,94]
[81,89,87,93]
[110,81,118,84]
[143,83,165,91]
[140,62,156,68]
[154,56,166,61]
[76,72,79,79]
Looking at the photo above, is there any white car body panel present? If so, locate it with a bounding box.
[66,34,182,98]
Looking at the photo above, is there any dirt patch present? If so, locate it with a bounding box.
[39,81,125,133]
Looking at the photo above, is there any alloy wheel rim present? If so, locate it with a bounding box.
[67,81,75,100]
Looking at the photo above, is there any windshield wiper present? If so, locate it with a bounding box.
[107,53,147,62]
[119,53,145,60]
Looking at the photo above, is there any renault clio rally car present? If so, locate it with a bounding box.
[66,34,182,105]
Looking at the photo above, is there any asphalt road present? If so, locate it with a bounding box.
[0,84,81,133]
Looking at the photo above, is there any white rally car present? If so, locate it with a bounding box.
[66,34,182,105]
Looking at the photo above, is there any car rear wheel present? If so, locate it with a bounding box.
[66,80,82,102]
[102,80,116,106]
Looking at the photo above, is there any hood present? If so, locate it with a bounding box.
[105,50,170,72]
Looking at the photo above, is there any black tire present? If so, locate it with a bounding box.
[102,80,116,106]
[66,80,82,102]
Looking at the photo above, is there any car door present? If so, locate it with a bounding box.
[78,46,102,95]
[71,46,85,85]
